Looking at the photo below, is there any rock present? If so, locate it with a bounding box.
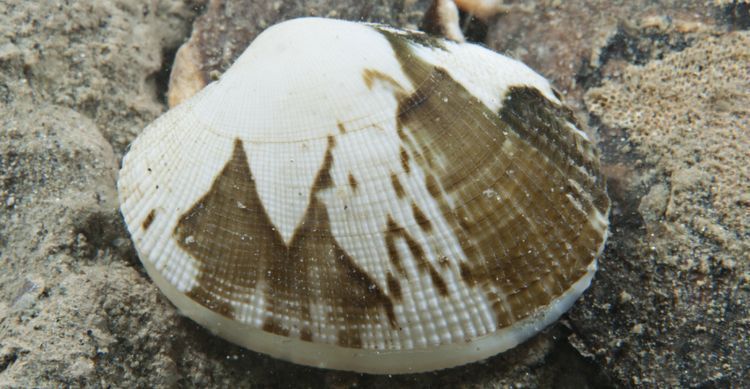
[1,0,748,386]
[576,30,750,386]
[485,0,730,111]
[0,0,202,154]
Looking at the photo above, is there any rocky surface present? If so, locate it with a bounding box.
[577,30,750,386]
[484,0,743,111]
[0,0,747,387]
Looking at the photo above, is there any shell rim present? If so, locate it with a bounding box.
[121,15,613,374]
[139,246,601,374]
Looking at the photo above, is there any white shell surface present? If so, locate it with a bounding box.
[118,17,609,373]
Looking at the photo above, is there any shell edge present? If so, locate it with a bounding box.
[140,249,597,374]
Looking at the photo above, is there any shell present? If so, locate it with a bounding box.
[118,17,609,374]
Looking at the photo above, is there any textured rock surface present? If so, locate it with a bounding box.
[0,0,748,387]
[0,0,201,154]
[484,0,738,110]
[578,30,750,386]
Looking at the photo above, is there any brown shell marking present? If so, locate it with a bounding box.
[169,25,608,349]
[378,28,609,326]
[175,137,398,346]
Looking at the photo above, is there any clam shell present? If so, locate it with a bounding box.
[118,17,609,373]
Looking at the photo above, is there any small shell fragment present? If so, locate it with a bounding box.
[118,17,609,374]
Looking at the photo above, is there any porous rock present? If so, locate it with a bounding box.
[485,0,730,110]
[575,30,750,386]
[0,0,201,154]
[1,0,748,386]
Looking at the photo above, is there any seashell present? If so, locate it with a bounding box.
[118,17,609,374]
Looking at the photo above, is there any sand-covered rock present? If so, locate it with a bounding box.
[483,0,739,110]
[1,0,748,387]
[0,0,202,154]
[575,30,749,386]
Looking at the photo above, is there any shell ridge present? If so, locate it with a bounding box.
[172,136,401,347]
[247,138,330,244]
[378,24,609,324]
[118,17,610,373]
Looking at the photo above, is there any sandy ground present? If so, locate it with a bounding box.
[1,0,748,387]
